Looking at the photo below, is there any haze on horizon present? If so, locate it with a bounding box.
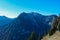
[0,0,60,18]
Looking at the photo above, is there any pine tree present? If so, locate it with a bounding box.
[38,33,41,40]
[57,14,60,31]
[28,32,35,40]
[57,22,60,31]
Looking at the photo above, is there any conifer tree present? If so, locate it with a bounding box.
[38,33,41,40]
[57,14,60,31]
[57,22,60,31]
[49,16,59,36]
[28,32,35,40]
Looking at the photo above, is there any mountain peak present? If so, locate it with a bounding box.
[0,12,58,40]
[17,12,42,18]
[0,16,6,17]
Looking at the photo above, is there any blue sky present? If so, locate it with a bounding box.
[0,0,60,18]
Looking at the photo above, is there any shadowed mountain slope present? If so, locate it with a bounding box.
[0,12,57,40]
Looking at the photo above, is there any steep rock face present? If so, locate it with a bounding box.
[1,12,57,40]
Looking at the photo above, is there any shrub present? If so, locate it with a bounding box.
[49,28,56,36]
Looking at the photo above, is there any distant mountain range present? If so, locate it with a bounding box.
[0,16,12,26]
[0,12,58,40]
[0,16,14,30]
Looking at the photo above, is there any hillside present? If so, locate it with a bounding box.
[0,12,58,40]
[42,31,60,40]
[1,13,50,40]
[0,16,12,26]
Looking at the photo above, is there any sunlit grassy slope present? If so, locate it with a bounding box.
[42,31,60,40]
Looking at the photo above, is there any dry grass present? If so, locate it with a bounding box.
[42,31,60,40]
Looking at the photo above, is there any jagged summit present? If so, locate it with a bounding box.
[17,12,42,18]
[17,12,57,19]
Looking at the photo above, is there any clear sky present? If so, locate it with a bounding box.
[0,0,60,18]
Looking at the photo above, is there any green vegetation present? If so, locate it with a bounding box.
[49,15,60,36]
[49,17,57,36]
[57,22,60,31]
[49,28,56,36]
[38,33,42,40]
[28,15,60,40]
[28,32,43,40]
[38,33,41,40]
[28,32,35,40]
